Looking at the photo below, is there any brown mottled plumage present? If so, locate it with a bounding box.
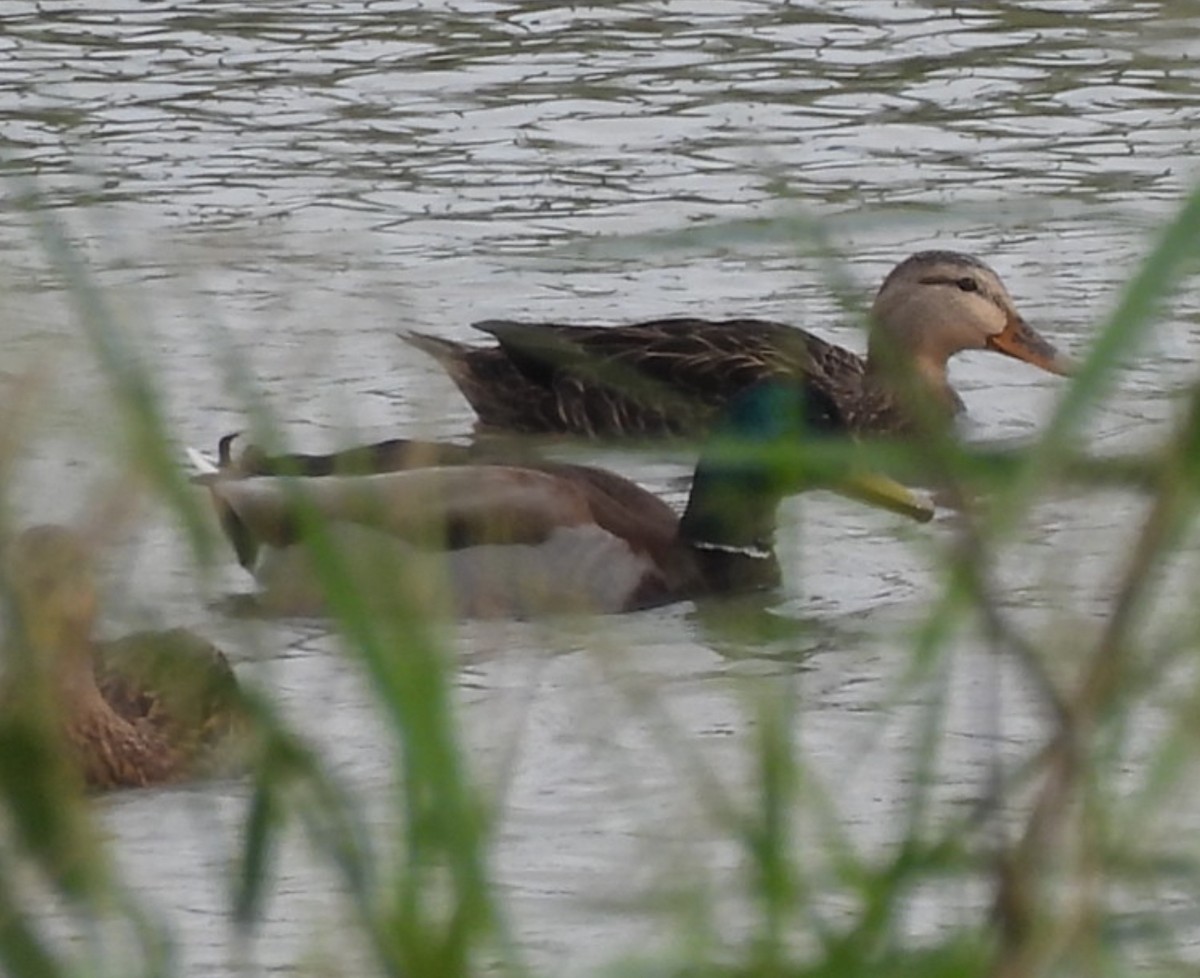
[2,526,242,791]
[199,383,935,618]
[401,251,1072,438]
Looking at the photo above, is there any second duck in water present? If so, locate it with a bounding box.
[2,525,243,791]
[402,251,1072,438]
[198,382,934,618]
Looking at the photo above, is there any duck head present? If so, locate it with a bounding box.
[867,251,1073,397]
[679,382,933,554]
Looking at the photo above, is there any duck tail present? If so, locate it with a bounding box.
[186,446,221,478]
[401,328,533,429]
[400,329,496,397]
[399,330,473,369]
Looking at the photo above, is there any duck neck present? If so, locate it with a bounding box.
[678,461,782,593]
[865,344,961,417]
[48,630,110,716]
[41,626,175,789]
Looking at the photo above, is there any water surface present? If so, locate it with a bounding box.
[3,1,1200,973]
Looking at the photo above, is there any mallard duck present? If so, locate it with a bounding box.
[197,382,934,618]
[2,525,242,791]
[401,250,1072,438]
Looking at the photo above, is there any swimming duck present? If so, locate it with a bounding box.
[2,525,242,791]
[197,382,934,617]
[401,251,1072,438]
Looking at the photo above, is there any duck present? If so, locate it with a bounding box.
[196,381,934,618]
[2,525,243,791]
[400,250,1072,438]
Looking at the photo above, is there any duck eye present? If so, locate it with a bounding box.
[957,277,979,292]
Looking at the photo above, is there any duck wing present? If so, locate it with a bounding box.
[200,429,549,561]
[219,435,482,477]
[473,317,865,436]
[208,466,608,557]
[95,629,241,756]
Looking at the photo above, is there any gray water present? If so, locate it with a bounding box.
[3,1,1200,974]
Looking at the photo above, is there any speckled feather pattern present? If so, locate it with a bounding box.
[405,317,897,437]
[3,526,243,792]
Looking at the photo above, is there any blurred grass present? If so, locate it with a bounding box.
[2,177,1200,978]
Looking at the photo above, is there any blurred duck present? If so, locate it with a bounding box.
[197,382,934,618]
[401,250,1072,438]
[2,525,242,791]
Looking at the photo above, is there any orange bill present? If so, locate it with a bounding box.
[987,313,1075,377]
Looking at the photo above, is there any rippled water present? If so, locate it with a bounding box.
[3,0,1200,973]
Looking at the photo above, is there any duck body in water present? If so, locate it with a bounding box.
[198,382,933,618]
[401,251,1072,438]
[2,526,242,791]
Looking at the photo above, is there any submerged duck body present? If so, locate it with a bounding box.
[3,525,241,791]
[200,384,934,618]
[402,251,1072,438]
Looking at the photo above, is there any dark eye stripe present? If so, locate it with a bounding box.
[918,274,982,293]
